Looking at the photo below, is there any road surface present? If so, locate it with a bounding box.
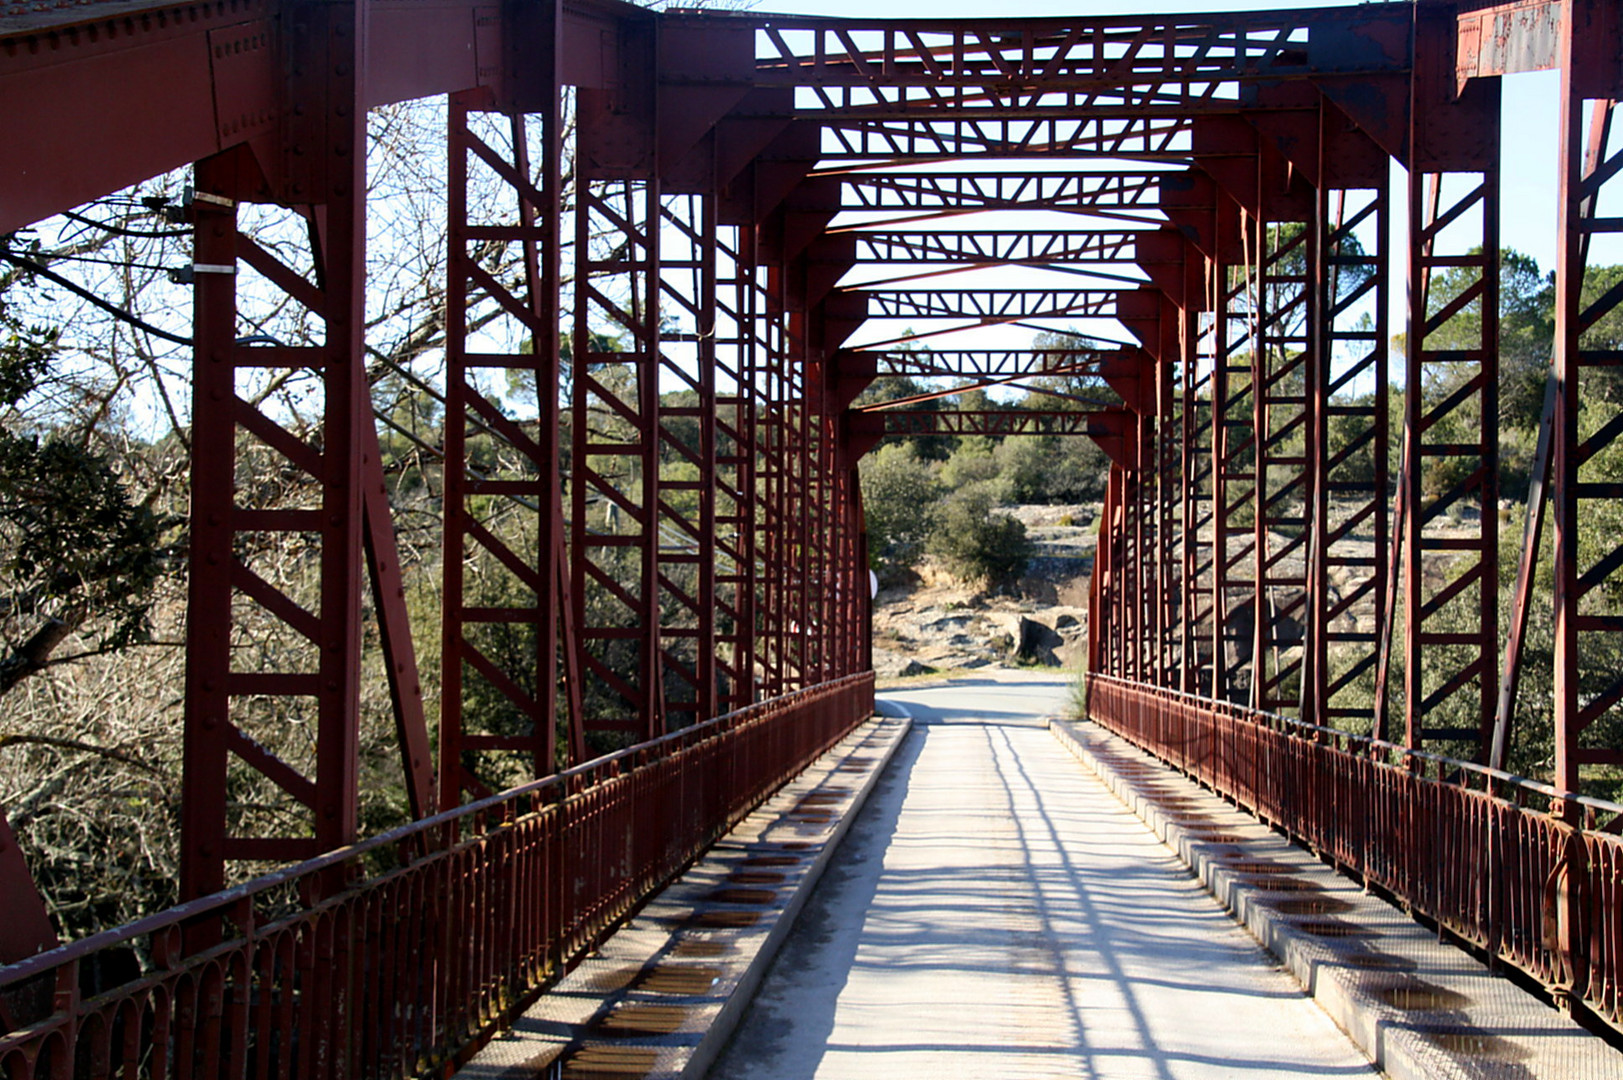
[707,672,1375,1080]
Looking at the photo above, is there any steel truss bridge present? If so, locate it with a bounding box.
[3,0,1623,1074]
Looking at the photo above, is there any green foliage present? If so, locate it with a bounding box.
[937,438,1004,493]
[859,443,942,580]
[0,297,56,409]
[925,481,1032,588]
[994,433,1108,503]
[0,292,175,691]
[0,435,172,650]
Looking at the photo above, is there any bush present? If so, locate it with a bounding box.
[926,481,1032,587]
[938,438,1004,492]
[994,434,1108,503]
[860,444,942,580]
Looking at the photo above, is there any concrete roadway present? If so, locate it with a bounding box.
[707,672,1377,1080]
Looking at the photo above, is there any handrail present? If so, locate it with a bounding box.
[1084,672,1623,1034]
[0,674,862,990]
[1091,673,1623,817]
[0,672,876,1078]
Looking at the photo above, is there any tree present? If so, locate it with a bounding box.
[926,481,1032,588]
[859,443,942,583]
[0,269,177,698]
[994,433,1108,503]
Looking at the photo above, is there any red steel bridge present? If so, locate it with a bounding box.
[3,0,1623,1073]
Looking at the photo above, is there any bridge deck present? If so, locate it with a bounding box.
[709,675,1376,1079]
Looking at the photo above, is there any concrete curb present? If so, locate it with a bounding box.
[457,711,913,1080]
[1050,716,1622,1080]
[682,708,911,1079]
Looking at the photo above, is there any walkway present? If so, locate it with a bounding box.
[707,673,1376,1079]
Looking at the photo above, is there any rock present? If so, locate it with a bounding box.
[870,650,912,678]
[923,615,972,631]
[900,659,938,678]
[1054,613,1079,630]
[1015,615,1065,666]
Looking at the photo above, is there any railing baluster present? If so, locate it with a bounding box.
[1082,673,1623,1033]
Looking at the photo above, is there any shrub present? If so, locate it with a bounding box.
[926,481,1032,587]
[860,443,942,580]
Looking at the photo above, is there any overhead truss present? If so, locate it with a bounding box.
[4,0,1623,1054]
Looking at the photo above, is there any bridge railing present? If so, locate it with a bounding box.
[1087,673,1623,1033]
[0,672,875,1079]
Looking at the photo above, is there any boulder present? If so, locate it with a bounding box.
[1014,616,1065,666]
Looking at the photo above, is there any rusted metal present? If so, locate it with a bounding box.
[1553,0,1623,805]
[1456,0,1563,88]
[1249,187,1314,717]
[441,82,572,804]
[0,812,55,965]
[1087,672,1623,1035]
[0,673,875,1079]
[1311,109,1391,733]
[180,0,373,895]
[12,0,1623,1065]
[1212,197,1259,704]
[1399,5,1501,757]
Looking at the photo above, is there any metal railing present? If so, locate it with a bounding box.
[1086,673,1623,1032]
[0,672,875,1079]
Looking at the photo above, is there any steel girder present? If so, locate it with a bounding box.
[5,0,1623,965]
[181,2,395,899]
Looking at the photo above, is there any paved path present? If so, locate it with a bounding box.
[707,673,1376,1080]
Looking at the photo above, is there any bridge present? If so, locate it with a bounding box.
[2,0,1623,1074]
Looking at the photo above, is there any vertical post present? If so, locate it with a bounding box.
[1553,0,1623,797]
[181,0,368,895]
[1250,178,1314,718]
[718,218,760,710]
[1212,197,1256,704]
[572,24,665,740]
[182,160,240,899]
[655,192,720,727]
[1401,7,1500,755]
[1180,298,1206,694]
[1311,106,1390,732]
[440,63,569,804]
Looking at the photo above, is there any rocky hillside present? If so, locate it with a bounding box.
[871,503,1097,681]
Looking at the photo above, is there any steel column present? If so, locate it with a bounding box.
[1249,184,1315,718]
[441,84,573,802]
[181,0,371,896]
[1400,8,1501,755]
[1213,196,1257,704]
[573,29,665,741]
[1310,110,1391,732]
[1552,0,1623,796]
